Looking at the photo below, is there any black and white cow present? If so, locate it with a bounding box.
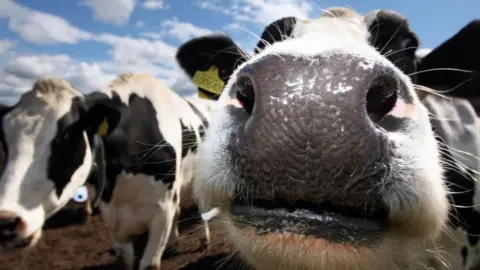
[415,19,480,269]
[0,73,213,270]
[175,7,480,270]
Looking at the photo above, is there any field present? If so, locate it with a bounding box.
[0,203,242,270]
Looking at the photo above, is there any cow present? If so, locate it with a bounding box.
[175,6,480,270]
[415,19,480,270]
[0,73,213,270]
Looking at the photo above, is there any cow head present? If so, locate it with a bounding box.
[0,77,120,251]
[177,7,448,269]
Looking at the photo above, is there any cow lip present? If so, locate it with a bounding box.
[0,235,34,249]
[229,198,388,244]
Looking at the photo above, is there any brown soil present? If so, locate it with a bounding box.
[0,202,239,270]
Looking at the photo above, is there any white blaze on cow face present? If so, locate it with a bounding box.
[194,8,448,270]
[0,78,94,251]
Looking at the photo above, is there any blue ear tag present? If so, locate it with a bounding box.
[73,186,88,203]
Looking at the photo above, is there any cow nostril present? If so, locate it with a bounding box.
[0,216,21,236]
[13,217,21,227]
[235,75,255,114]
[366,83,398,123]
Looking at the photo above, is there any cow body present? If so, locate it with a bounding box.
[91,73,211,269]
[0,73,212,270]
[175,7,480,270]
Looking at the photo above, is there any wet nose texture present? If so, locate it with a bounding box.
[233,54,398,207]
[0,213,20,242]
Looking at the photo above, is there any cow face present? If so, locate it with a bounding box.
[0,77,120,251]
[177,7,448,269]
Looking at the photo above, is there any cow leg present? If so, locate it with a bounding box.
[138,203,176,270]
[111,241,135,270]
[204,220,212,250]
[167,204,180,245]
[85,197,93,216]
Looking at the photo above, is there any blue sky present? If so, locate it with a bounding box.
[0,0,478,104]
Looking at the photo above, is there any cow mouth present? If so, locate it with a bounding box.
[0,235,34,250]
[229,198,388,245]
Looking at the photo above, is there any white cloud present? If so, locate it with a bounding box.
[143,0,169,10]
[416,48,432,58]
[135,20,146,28]
[0,54,116,97]
[0,52,196,105]
[81,0,137,25]
[196,0,233,16]
[95,34,178,67]
[0,0,205,104]
[141,18,216,42]
[197,0,314,25]
[140,32,165,40]
[161,18,216,42]
[0,40,15,54]
[0,0,92,45]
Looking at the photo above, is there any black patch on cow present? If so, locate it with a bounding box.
[45,94,121,198]
[254,17,297,54]
[180,122,198,159]
[176,35,248,100]
[186,101,209,138]
[0,105,12,177]
[47,99,88,197]
[95,92,177,202]
[417,20,480,99]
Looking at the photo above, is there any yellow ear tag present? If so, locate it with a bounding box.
[96,118,109,136]
[192,66,225,97]
[198,90,211,100]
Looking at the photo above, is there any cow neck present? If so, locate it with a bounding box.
[88,134,108,208]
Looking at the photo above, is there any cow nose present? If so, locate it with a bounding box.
[0,211,22,242]
[233,53,400,205]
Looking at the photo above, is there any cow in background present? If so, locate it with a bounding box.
[0,73,213,270]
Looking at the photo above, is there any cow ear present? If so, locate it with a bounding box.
[364,10,419,76]
[176,34,248,101]
[254,17,298,54]
[417,20,480,99]
[84,104,121,137]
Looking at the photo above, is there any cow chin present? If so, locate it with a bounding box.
[225,221,400,270]
[217,168,448,270]
[0,229,42,254]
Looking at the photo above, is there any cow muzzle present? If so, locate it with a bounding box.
[0,210,38,251]
[225,53,407,246]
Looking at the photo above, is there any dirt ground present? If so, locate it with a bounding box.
[0,202,240,270]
